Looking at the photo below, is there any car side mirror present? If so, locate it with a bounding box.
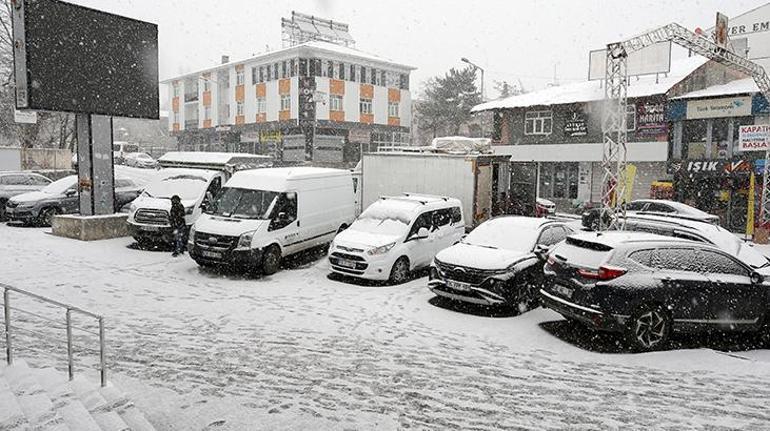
[64,189,76,197]
[751,272,763,284]
[277,211,289,221]
[410,227,429,241]
[534,244,549,260]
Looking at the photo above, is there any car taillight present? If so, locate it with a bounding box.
[578,266,626,281]
[546,255,558,267]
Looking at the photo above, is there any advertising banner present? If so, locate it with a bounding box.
[686,96,752,119]
[738,124,770,152]
[636,102,667,136]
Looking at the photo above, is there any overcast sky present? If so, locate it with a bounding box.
[69,0,770,98]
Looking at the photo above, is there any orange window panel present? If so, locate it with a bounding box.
[172,97,179,112]
[256,113,267,123]
[388,117,400,127]
[330,111,345,122]
[256,83,266,98]
[235,64,244,72]
[360,113,374,124]
[235,115,245,125]
[279,110,291,121]
[172,123,180,132]
[203,119,212,128]
[330,79,345,96]
[202,91,212,107]
[388,88,401,102]
[360,84,374,99]
[235,85,245,102]
[279,79,291,95]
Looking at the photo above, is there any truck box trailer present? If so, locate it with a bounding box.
[360,151,512,229]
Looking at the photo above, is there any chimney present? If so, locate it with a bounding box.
[221,55,230,64]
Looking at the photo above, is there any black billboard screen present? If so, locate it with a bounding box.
[15,0,159,119]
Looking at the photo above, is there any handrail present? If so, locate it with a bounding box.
[1,283,106,387]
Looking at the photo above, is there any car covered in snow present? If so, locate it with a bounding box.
[329,194,465,284]
[540,231,770,352]
[124,152,159,169]
[619,213,770,275]
[0,172,52,221]
[190,167,355,274]
[6,175,141,226]
[429,217,573,308]
[582,199,720,231]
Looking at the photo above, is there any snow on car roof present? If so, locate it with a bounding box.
[483,216,558,230]
[569,230,693,248]
[632,199,716,218]
[472,56,707,112]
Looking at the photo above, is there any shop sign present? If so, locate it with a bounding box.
[259,130,282,142]
[738,124,770,152]
[668,159,754,175]
[636,102,667,136]
[240,131,259,143]
[686,96,752,119]
[563,112,588,137]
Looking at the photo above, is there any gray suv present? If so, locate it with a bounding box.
[0,172,52,221]
[5,175,142,226]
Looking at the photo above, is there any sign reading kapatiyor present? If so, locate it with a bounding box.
[12,0,159,119]
[738,124,770,151]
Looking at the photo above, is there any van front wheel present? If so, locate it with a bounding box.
[389,257,410,285]
[262,246,281,275]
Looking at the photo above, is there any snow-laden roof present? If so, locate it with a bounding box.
[671,77,760,100]
[161,40,415,83]
[158,152,271,166]
[472,56,708,112]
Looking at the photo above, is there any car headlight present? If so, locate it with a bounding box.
[185,206,194,215]
[188,225,196,243]
[237,230,256,249]
[367,242,396,256]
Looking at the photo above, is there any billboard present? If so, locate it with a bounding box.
[12,0,159,119]
[588,42,671,81]
[738,124,770,152]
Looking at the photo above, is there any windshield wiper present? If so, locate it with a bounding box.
[463,241,498,250]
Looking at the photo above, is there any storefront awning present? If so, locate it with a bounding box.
[496,142,669,163]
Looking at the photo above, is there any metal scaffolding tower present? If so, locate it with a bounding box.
[601,22,770,231]
[281,11,355,48]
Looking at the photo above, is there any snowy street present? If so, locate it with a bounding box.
[3,223,770,430]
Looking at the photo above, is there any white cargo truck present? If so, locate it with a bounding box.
[359,150,512,229]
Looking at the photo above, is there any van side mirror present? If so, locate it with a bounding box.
[534,244,549,260]
[751,272,763,284]
[64,189,76,197]
[411,227,429,240]
[277,211,288,222]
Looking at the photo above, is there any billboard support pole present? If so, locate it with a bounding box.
[76,114,115,216]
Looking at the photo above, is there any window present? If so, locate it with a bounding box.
[525,110,552,135]
[450,207,462,224]
[266,65,272,81]
[330,95,343,112]
[380,71,386,86]
[432,209,452,229]
[645,202,675,213]
[538,226,568,247]
[256,97,266,114]
[259,66,264,83]
[650,248,698,272]
[321,60,329,77]
[360,98,373,114]
[370,67,377,85]
[388,102,399,117]
[409,212,433,237]
[539,163,578,200]
[311,59,322,77]
[251,67,258,85]
[236,101,244,116]
[626,104,636,131]
[628,249,654,267]
[694,250,750,276]
[270,192,298,231]
[236,70,244,86]
[626,202,647,212]
[282,61,288,79]
[360,66,367,83]
[339,62,345,80]
[399,73,409,90]
[204,106,211,120]
[290,59,296,77]
[327,61,334,78]
[173,83,180,97]
[273,63,279,80]
[350,64,356,82]
[280,94,291,111]
[173,111,180,124]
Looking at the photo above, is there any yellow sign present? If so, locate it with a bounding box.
[624,164,637,204]
[747,172,756,237]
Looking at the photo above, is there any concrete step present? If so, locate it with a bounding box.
[99,385,156,431]
[69,376,131,431]
[0,375,28,430]
[3,360,69,431]
[34,368,102,431]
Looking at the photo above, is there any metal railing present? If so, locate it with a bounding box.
[1,283,106,387]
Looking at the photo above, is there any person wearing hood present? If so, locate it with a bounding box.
[169,195,187,257]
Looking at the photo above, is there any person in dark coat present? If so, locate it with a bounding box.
[169,195,186,257]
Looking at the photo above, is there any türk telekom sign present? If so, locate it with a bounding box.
[738,124,770,152]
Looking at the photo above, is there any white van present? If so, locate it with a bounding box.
[113,141,140,165]
[329,194,465,284]
[127,152,272,245]
[189,167,356,274]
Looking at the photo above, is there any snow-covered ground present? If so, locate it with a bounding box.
[3,223,770,429]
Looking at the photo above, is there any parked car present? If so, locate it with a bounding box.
[5,175,141,226]
[124,152,158,169]
[190,167,355,274]
[429,217,572,308]
[0,172,52,221]
[535,198,556,217]
[582,199,720,230]
[620,213,770,274]
[540,231,770,352]
[329,194,464,284]
[113,141,140,165]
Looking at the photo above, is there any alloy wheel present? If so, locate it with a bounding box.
[633,310,668,349]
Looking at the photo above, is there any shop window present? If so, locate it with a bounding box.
[539,163,578,200]
[525,110,552,135]
[684,119,708,159]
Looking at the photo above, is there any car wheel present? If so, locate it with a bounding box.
[39,207,59,227]
[516,271,540,311]
[389,257,410,285]
[262,245,281,275]
[626,304,671,352]
[0,199,6,222]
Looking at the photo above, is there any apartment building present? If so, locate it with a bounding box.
[164,40,415,166]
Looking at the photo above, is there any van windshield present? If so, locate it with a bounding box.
[206,187,278,220]
[144,175,208,200]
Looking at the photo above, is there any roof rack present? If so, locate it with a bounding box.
[402,192,449,202]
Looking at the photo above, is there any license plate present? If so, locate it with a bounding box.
[201,250,222,259]
[337,259,357,269]
[141,225,159,232]
[554,284,573,299]
[447,280,471,291]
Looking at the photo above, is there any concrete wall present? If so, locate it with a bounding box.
[0,147,22,170]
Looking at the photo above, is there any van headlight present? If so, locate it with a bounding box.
[185,206,194,215]
[367,242,396,256]
[237,230,256,249]
[188,225,196,245]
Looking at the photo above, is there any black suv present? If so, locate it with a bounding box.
[540,231,769,352]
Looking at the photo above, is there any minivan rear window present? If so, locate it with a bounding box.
[552,238,612,268]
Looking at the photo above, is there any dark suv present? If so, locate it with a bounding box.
[540,231,769,352]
